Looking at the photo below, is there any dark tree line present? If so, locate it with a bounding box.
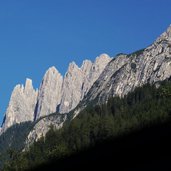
[0,122,33,169]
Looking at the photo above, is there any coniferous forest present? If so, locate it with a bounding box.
[2,80,171,170]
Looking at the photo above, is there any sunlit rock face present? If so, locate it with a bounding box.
[78,25,171,110]
[25,54,112,146]
[35,66,63,119]
[59,54,112,113]
[2,25,171,137]
[1,79,38,132]
[0,54,111,135]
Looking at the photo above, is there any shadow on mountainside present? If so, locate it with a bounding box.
[29,119,171,171]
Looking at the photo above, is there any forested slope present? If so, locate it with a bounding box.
[3,80,171,170]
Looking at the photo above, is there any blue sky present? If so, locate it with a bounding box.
[0,0,171,124]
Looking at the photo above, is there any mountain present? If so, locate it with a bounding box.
[25,25,171,147]
[34,66,63,119]
[59,54,111,114]
[1,25,171,170]
[3,80,171,170]
[0,54,111,133]
[25,54,111,146]
[1,79,38,132]
[74,25,171,117]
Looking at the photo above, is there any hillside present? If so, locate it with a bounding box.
[2,80,171,170]
[28,119,171,171]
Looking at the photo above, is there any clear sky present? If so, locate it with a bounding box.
[0,0,171,124]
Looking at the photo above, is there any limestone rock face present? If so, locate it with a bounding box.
[81,54,112,98]
[35,66,63,119]
[59,62,85,114]
[25,113,67,148]
[0,55,111,135]
[24,56,111,145]
[1,79,38,132]
[78,25,171,111]
[155,24,171,43]
[59,54,112,113]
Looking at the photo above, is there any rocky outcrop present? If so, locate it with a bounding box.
[59,54,112,113]
[24,55,111,145]
[25,113,67,149]
[81,54,112,98]
[35,67,63,119]
[1,55,111,135]
[77,25,171,113]
[34,55,111,118]
[59,62,85,114]
[1,79,38,132]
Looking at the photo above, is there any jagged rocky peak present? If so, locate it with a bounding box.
[68,61,80,72]
[35,66,63,119]
[74,54,129,118]
[59,54,112,114]
[59,61,84,114]
[88,54,111,80]
[64,61,82,79]
[94,53,111,66]
[1,78,38,132]
[26,55,112,144]
[85,54,112,94]
[155,24,171,43]
[78,26,171,112]
[25,78,37,94]
[81,60,93,74]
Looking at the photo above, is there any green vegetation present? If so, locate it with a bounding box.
[0,122,33,168]
[2,81,171,171]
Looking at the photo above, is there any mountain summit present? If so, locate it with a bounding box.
[76,25,171,114]
[35,66,63,119]
[1,79,38,132]
[25,25,171,146]
[0,55,111,133]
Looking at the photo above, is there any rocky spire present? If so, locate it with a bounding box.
[81,60,93,76]
[35,66,63,119]
[1,79,38,132]
[155,24,171,43]
[23,24,171,145]
[82,53,112,97]
[1,54,112,133]
[59,62,84,113]
[59,54,112,113]
[26,56,112,145]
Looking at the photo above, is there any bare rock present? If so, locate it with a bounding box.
[78,25,171,110]
[25,114,67,148]
[59,54,112,113]
[35,66,63,119]
[1,79,38,132]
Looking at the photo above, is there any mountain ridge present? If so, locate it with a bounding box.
[0,54,112,133]
[74,25,171,117]
[1,25,171,147]
[26,25,171,147]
